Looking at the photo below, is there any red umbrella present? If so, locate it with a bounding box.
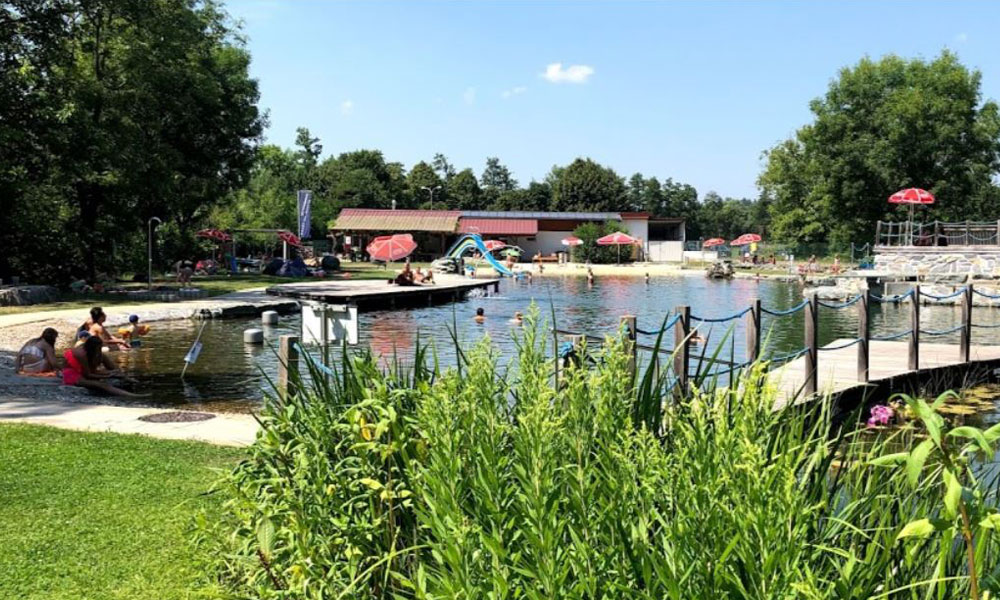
[596,232,638,263]
[731,233,762,246]
[561,236,583,247]
[702,237,726,248]
[278,230,302,247]
[889,188,935,245]
[196,228,231,242]
[367,234,417,262]
[483,239,506,252]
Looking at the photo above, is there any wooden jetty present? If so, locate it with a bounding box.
[265,274,501,311]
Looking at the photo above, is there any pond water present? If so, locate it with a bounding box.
[105,275,1000,412]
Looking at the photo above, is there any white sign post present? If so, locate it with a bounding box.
[301,302,358,348]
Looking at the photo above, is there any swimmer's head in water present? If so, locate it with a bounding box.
[514,311,523,319]
[129,314,140,323]
[476,308,485,317]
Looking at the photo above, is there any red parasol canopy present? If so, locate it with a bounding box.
[702,237,726,248]
[561,236,583,247]
[483,239,506,252]
[278,230,302,247]
[366,233,417,262]
[889,188,935,205]
[197,228,231,242]
[731,233,762,246]
[596,232,638,246]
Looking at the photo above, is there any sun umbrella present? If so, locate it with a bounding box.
[196,228,231,242]
[702,238,726,248]
[366,234,417,263]
[500,247,522,257]
[596,232,638,263]
[730,233,762,246]
[483,239,506,253]
[889,188,935,245]
[278,230,303,247]
[561,236,583,247]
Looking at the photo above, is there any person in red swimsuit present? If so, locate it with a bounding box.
[63,336,147,397]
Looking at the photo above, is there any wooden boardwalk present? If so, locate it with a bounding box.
[767,339,1000,407]
[265,274,500,310]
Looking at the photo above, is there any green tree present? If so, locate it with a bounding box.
[549,158,626,212]
[432,153,456,183]
[760,51,1000,247]
[447,168,482,210]
[480,157,517,206]
[408,161,444,209]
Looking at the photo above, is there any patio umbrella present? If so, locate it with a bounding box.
[889,188,935,245]
[483,239,506,253]
[702,237,725,248]
[500,247,522,257]
[596,232,638,263]
[278,230,303,247]
[561,236,583,247]
[196,228,231,242]
[730,233,762,246]
[366,233,417,263]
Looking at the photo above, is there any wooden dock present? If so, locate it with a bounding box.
[265,274,500,311]
[767,339,1000,408]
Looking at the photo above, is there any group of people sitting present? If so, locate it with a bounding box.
[14,307,148,397]
[391,260,434,286]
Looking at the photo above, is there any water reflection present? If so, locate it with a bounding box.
[114,275,1000,411]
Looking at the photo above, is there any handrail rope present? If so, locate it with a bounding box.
[869,289,914,303]
[761,300,809,317]
[635,343,676,356]
[871,329,913,341]
[635,313,682,336]
[971,322,1000,329]
[920,324,966,336]
[817,338,862,351]
[690,305,752,323]
[695,361,753,378]
[973,289,1000,300]
[920,288,968,301]
[818,295,862,309]
[768,347,810,365]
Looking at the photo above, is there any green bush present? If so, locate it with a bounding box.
[198,311,1000,598]
[570,220,632,264]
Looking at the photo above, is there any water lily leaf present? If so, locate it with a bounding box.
[896,518,935,541]
[906,439,935,487]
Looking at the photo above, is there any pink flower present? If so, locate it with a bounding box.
[866,404,894,428]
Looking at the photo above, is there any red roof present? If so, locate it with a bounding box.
[619,212,650,220]
[334,208,461,232]
[458,218,538,236]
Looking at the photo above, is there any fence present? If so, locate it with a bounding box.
[876,220,1000,247]
[549,284,1000,398]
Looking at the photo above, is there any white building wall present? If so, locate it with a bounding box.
[622,218,649,259]
[648,241,684,262]
[510,231,566,257]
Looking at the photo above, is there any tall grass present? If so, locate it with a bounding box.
[197,309,1000,599]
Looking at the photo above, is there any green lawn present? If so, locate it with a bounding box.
[0,262,430,316]
[0,424,244,600]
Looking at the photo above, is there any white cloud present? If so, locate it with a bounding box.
[340,99,354,115]
[463,87,476,105]
[502,86,528,99]
[541,62,594,84]
[956,32,968,43]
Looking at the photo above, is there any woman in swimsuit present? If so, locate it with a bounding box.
[80,306,129,350]
[15,327,59,374]
[63,336,147,397]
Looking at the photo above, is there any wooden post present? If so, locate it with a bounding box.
[278,334,299,398]
[621,315,637,381]
[674,306,691,391]
[858,292,870,382]
[493,281,500,294]
[935,220,941,246]
[875,221,882,247]
[960,284,973,363]
[804,294,818,396]
[909,285,920,371]
[746,298,761,364]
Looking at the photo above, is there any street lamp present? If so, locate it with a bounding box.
[147,216,162,290]
[421,185,442,204]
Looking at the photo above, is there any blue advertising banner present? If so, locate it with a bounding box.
[297,190,312,239]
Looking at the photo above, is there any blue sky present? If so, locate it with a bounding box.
[227,0,1000,200]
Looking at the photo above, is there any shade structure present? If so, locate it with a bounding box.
[889,188,935,246]
[702,237,726,248]
[501,247,522,257]
[561,235,583,247]
[366,233,417,262]
[196,228,231,242]
[482,239,506,252]
[730,233,762,246]
[278,230,303,247]
[596,232,638,263]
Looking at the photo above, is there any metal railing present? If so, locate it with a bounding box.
[876,220,1000,247]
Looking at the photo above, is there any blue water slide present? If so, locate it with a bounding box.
[444,233,514,276]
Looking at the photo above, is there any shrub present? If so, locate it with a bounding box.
[570,220,631,264]
[198,311,1000,598]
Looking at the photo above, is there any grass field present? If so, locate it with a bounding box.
[0,424,243,600]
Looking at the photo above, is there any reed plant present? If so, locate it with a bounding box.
[197,307,1000,599]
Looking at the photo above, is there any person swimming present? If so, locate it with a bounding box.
[63,335,147,397]
[510,311,524,325]
[587,267,595,285]
[15,327,59,374]
[118,314,150,347]
[645,272,650,285]
[474,307,486,324]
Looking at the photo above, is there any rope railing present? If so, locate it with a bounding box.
[690,306,752,323]
[871,329,913,342]
[973,288,1000,300]
[635,313,681,336]
[972,322,1000,329]
[818,295,863,310]
[920,324,966,337]
[767,347,810,366]
[761,300,809,317]
[920,288,968,301]
[869,290,914,303]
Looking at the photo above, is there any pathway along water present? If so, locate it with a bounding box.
[105,275,1000,412]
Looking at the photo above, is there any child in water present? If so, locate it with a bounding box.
[474,307,486,324]
[510,311,524,325]
[118,314,150,347]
